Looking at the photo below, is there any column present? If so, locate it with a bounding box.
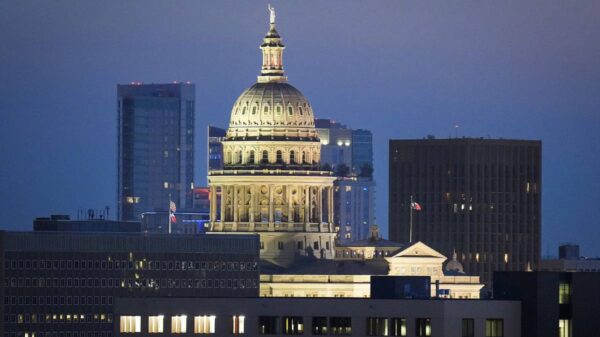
[249,185,255,223]
[233,185,238,223]
[304,186,310,227]
[220,185,226,224]
[328,186,334,224]
[318,186,323,224]
[269,184,274,230]
[209,186,216,223]
[287,185,293,230]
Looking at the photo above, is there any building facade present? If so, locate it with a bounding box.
[389,138,541,287]
[494,271,600,337]
[117,83,195,221]
[334,177,376,243]
[207,126,227,172]
[540,244,600,272]
[33,214,141,233]
[0,231,259,336]
[207,10,336,267]
[114,297,520,337]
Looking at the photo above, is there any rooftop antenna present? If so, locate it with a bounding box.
[454,123,459,138]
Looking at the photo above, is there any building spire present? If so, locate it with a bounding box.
[258,4,287,83]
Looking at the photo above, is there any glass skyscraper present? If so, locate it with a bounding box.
[117,83,195,221]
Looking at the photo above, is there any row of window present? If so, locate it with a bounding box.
[5,296,113,307]
[5,277,258,291]
[5,332,112,337]
[262,241,331,251]
[5,313,112,324]
[4,259,257,272]
[119,315,504,337]
[235,104,310,117]
[225,149,318,166]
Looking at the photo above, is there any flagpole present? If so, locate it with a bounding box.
[409,195,413,243]
[168,193,172,234]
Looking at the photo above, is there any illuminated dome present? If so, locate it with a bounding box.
[227,82,317,139]
[225,8,318,141]
[445,250,465,274]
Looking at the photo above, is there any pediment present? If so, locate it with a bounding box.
[386,241,447,260]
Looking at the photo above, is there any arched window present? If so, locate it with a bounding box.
[263,106,269,112]
[262,150,269,164]
[252,107,257,115]
[248,150,255,164]
[236,151,242,164]
[241,107,246,115]
[302,151,307,164]
[290,151,296,164]
[276,150,283,164]
[225,151,232,164]
[276,106,281,114]
[298,106,303,115]
[288,106,293,115]
[312,152,318,164]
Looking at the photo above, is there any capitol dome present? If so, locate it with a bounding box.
[227,82,318,140]
[225,8,318,141]
[445,250,465,274]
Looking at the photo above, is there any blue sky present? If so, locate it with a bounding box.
[1,1,599,256]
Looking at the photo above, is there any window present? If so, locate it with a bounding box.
[312,317,328,335]
[282,316,303,335]
[288,106,293,115]
[278,242,284,250]
[559,319,572,337]
[330,317,351,335]
[462,319,474,337]
[233,315,245,334]
[367,317,389,336]
[119,316,141,333]
[260,242,265,250]
[249,151,255,164]
[559,282,571,304]
[171,315,187,333]
[485,319,503,337]
[415,318,431,337]
[297,241,304,250]
[290,151,296,164]
[194,315,215,334]
[258,316,279,335]
[313,242,319,250]
[252,107,257,115]
[390,318,406,336]
[262,151,269,164]
[276,150,283,164]
[149,316,164,333]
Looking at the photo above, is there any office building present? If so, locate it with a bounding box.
[114,296,520,336]
[0,231,259,336]
[540,244,600,272]
[334,177,376,243]
[494,271,600,337]
[207,8,337,267]
[315,119,376,243]
[389,138,541,287]
[33,214,141,233]
[117,83,195,221]
[207,126,227,172]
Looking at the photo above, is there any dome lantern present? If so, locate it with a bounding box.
[258,5,287,83]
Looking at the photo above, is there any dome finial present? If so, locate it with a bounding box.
[268,4,276,25]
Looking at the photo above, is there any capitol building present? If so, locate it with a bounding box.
[208,7,483,299]
[208,7,337,267]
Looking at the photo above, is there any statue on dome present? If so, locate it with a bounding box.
[268,4,276,24]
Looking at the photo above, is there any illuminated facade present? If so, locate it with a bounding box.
[208,9,336,267]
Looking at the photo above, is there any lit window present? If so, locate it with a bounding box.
[194,315,215,334]
[172,315,187,333]
[312,317,328,335]
[120,316,141,333]
[259,316,279,335]
[559,319,572,337]
[415,318,431,337]
[485,319,503,337]
[233,315,245,334]
[559,283,571,304]
[391,318,406,336]
[164,151,169,158]
[330,317,351,335]
[164,182,169,189]
[282,316,304,335]
[366,317,388,336]
[149,315,164,333]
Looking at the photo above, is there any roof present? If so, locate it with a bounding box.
[261,258,389,276]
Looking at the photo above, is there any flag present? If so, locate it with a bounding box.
[169,201,177,223]
[411,201,422,211]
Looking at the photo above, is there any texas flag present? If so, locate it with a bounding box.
[170,201,177,223]
[411,201,422,211]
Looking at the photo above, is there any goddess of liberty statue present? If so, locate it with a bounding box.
[268,4,276,24]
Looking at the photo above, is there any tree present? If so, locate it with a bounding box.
[359,163,373,178]
[335,163,350,177]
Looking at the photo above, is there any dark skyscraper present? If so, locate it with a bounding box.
[207,125,227,173]
[117,83,195,221]
[389,138,541,286]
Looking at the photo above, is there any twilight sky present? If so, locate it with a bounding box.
[1,1,599,256]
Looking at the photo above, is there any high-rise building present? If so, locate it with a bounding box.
[389,138,541,287]
[315,119,375,243]
[208,126,227,172]
[117,83,195,221]
[207,8,337,267]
